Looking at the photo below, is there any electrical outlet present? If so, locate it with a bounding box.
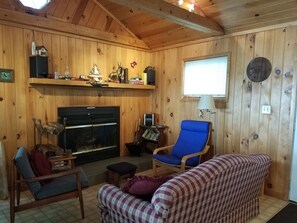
[262,105,271,114]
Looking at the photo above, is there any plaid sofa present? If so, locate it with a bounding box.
[98,154,271,223]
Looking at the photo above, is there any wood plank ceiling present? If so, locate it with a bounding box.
[1,0,297,49]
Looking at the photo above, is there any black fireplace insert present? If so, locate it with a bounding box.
[58,106,120,165]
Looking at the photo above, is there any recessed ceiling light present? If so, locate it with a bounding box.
[178,0,184,5]
[18,0,51,10]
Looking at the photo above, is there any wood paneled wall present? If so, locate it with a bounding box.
[151,26,297,200]
[0,24,152,171]
[1,20,297,200]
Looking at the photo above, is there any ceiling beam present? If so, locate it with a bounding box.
[93,0,139,39]
[102,0,224,35]
[71,0,89,25]
[6,0,17,10]
[0,8,149,49]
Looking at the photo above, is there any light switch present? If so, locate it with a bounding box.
[262,105,271,114]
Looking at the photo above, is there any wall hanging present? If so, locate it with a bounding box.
[0,69,14,82]
[246,57,272,82]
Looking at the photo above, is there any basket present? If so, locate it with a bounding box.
[125,142,143,156]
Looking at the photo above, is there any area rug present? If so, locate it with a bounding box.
[267,203,297,223]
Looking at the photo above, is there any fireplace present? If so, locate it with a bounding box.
[58,106,120,165]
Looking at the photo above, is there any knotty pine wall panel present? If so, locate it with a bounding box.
[0,24,152,174]
[1,20,297,201]
[151,26,297,200]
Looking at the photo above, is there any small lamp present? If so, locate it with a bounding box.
[197,95,216,117]
[197,95,217,154]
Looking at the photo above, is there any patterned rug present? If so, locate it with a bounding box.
[267,203,297,223]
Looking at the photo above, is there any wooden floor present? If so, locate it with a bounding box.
[248,195,288,223]
[0,167,289,223]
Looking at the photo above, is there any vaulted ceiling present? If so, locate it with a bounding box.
[1,0,297,50]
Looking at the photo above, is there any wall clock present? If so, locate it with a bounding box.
[0,69,14,82]
[246,57,272,82]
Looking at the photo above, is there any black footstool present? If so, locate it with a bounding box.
[106,162,137,187]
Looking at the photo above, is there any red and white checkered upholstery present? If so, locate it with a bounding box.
[98,154,271,223]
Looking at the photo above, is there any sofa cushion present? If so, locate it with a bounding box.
[121,175,171,200]
[14,147,41,194]
[35,167,89,200]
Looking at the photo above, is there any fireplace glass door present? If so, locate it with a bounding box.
[65,122,117,154]
[58,106,120,164]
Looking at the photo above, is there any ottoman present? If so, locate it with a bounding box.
[106,162,137,187]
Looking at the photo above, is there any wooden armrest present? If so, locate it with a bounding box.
[153,145,174,155]
[180,145,210,170]
[20,168,80,183]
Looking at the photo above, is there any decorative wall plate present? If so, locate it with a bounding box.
[246,57,272,82]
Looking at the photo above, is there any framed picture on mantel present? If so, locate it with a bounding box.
[0,69,14,83]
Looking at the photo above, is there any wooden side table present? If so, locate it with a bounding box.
[48,155,76,172]
[139,125,168,153]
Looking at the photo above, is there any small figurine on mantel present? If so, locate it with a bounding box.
[88,64,103,83]
[109,63,124,83]
[36,45,48,56]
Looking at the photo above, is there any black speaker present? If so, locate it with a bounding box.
[144,66,155,85]
[123,68,129,83]
[30,56,48,78]
[144,114,154,126]
[147,69,155,85]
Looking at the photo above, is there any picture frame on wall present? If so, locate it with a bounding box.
[0,69,14,83]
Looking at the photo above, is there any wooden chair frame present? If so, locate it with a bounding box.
[10,158,84,223]
[153,122,211,176]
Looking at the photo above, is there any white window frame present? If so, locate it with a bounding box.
[182,53,230,100]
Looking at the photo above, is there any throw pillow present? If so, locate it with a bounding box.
[31,149,52,176]
[121,175,172,201]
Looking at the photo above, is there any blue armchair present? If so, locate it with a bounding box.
[153,120,211,175]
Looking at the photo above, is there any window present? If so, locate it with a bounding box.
[18,0,51,10]
[183,54,229,99]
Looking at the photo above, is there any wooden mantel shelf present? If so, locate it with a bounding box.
[28,78,155,90]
